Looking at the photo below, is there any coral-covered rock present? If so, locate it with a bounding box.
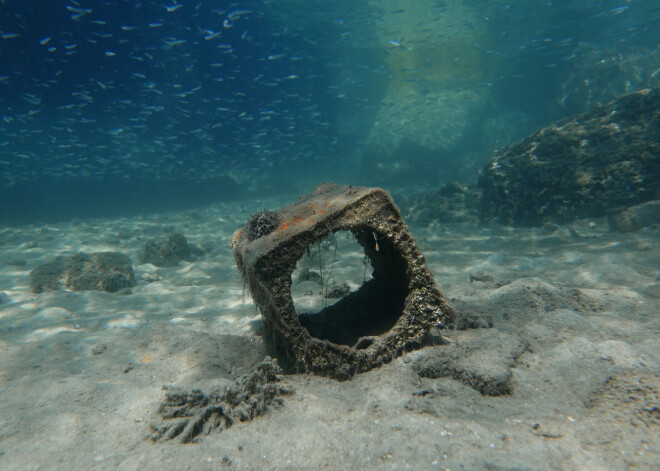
[479,87,660,225]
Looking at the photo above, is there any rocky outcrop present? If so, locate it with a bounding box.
[478,87,660,225]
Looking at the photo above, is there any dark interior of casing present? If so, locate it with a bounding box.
[296,228,409,347]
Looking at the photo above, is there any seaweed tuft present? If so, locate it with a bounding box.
[247,209,279,241]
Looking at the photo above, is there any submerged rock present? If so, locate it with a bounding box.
[413,330,531,396]
[359,1,495,184]
[140,233,202,267]
[324,281,351,299]
[396,181,481,226]
[30,252,136,293]
[362,88,489,183]
[558,43,660,117]
[609,200,660,232]
[479,87,660,226]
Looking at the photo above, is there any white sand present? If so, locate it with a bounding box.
[0,194,658,470]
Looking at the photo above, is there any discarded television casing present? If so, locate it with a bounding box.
[231,183,455,380]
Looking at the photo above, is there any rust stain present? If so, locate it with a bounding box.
[139,353,153,363]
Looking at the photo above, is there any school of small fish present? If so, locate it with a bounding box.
[0,0,653,187]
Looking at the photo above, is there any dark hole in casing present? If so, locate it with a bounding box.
[297,228,409,347]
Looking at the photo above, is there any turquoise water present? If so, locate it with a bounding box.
[1,3,659,467]
[0,0,658,222]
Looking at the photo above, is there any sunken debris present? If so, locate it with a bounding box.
[150,357,292,443]
[232,183,456,380]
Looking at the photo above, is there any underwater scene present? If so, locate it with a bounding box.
[1,0,659,469]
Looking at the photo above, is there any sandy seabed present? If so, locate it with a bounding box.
[0,193,658,471]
